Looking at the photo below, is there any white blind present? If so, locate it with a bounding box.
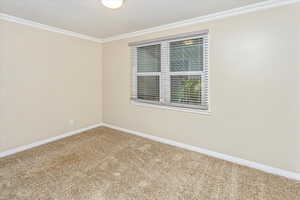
[131,31,209,111]
[137,44,161,73]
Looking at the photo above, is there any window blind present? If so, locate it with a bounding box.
[137,44,161,72]
[131,31,209,111]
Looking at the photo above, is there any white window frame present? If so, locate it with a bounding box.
[132,41,163,103]
[131,33,210,115]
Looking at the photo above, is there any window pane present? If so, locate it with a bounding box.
[170,38,203,72]
[137,44,161,72]
[137,76,160,101]
[171,75,201,105]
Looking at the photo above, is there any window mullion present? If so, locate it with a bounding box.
[160,42,167,103]
[161,41,170,104]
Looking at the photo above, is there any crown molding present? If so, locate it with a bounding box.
[102,0,300,43]
[0,13,103,43]
[1,0,299,44]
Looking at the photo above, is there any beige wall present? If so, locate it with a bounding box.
[0,19,102,152]
[103,4,300,173]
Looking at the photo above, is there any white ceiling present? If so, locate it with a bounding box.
[0,0,268,39]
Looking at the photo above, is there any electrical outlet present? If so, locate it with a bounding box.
[69,120,75,126]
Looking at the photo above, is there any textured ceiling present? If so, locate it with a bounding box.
[0,0,267,39]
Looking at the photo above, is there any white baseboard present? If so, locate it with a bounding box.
[102,123,300,181]
[0,123,103,158]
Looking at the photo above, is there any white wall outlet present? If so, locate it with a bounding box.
[69,120,75,126]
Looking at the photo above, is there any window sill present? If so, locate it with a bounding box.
[131,100,211,115]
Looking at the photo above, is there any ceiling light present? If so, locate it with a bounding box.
[101,0,124,9]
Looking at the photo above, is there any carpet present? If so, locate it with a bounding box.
[0,127,299,200]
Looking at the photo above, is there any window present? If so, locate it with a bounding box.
[131,31,209,112]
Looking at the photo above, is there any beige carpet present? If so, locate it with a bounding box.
[0,127,299,200]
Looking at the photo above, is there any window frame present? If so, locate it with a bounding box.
[131,33,210,114]
[132,42,162,103]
